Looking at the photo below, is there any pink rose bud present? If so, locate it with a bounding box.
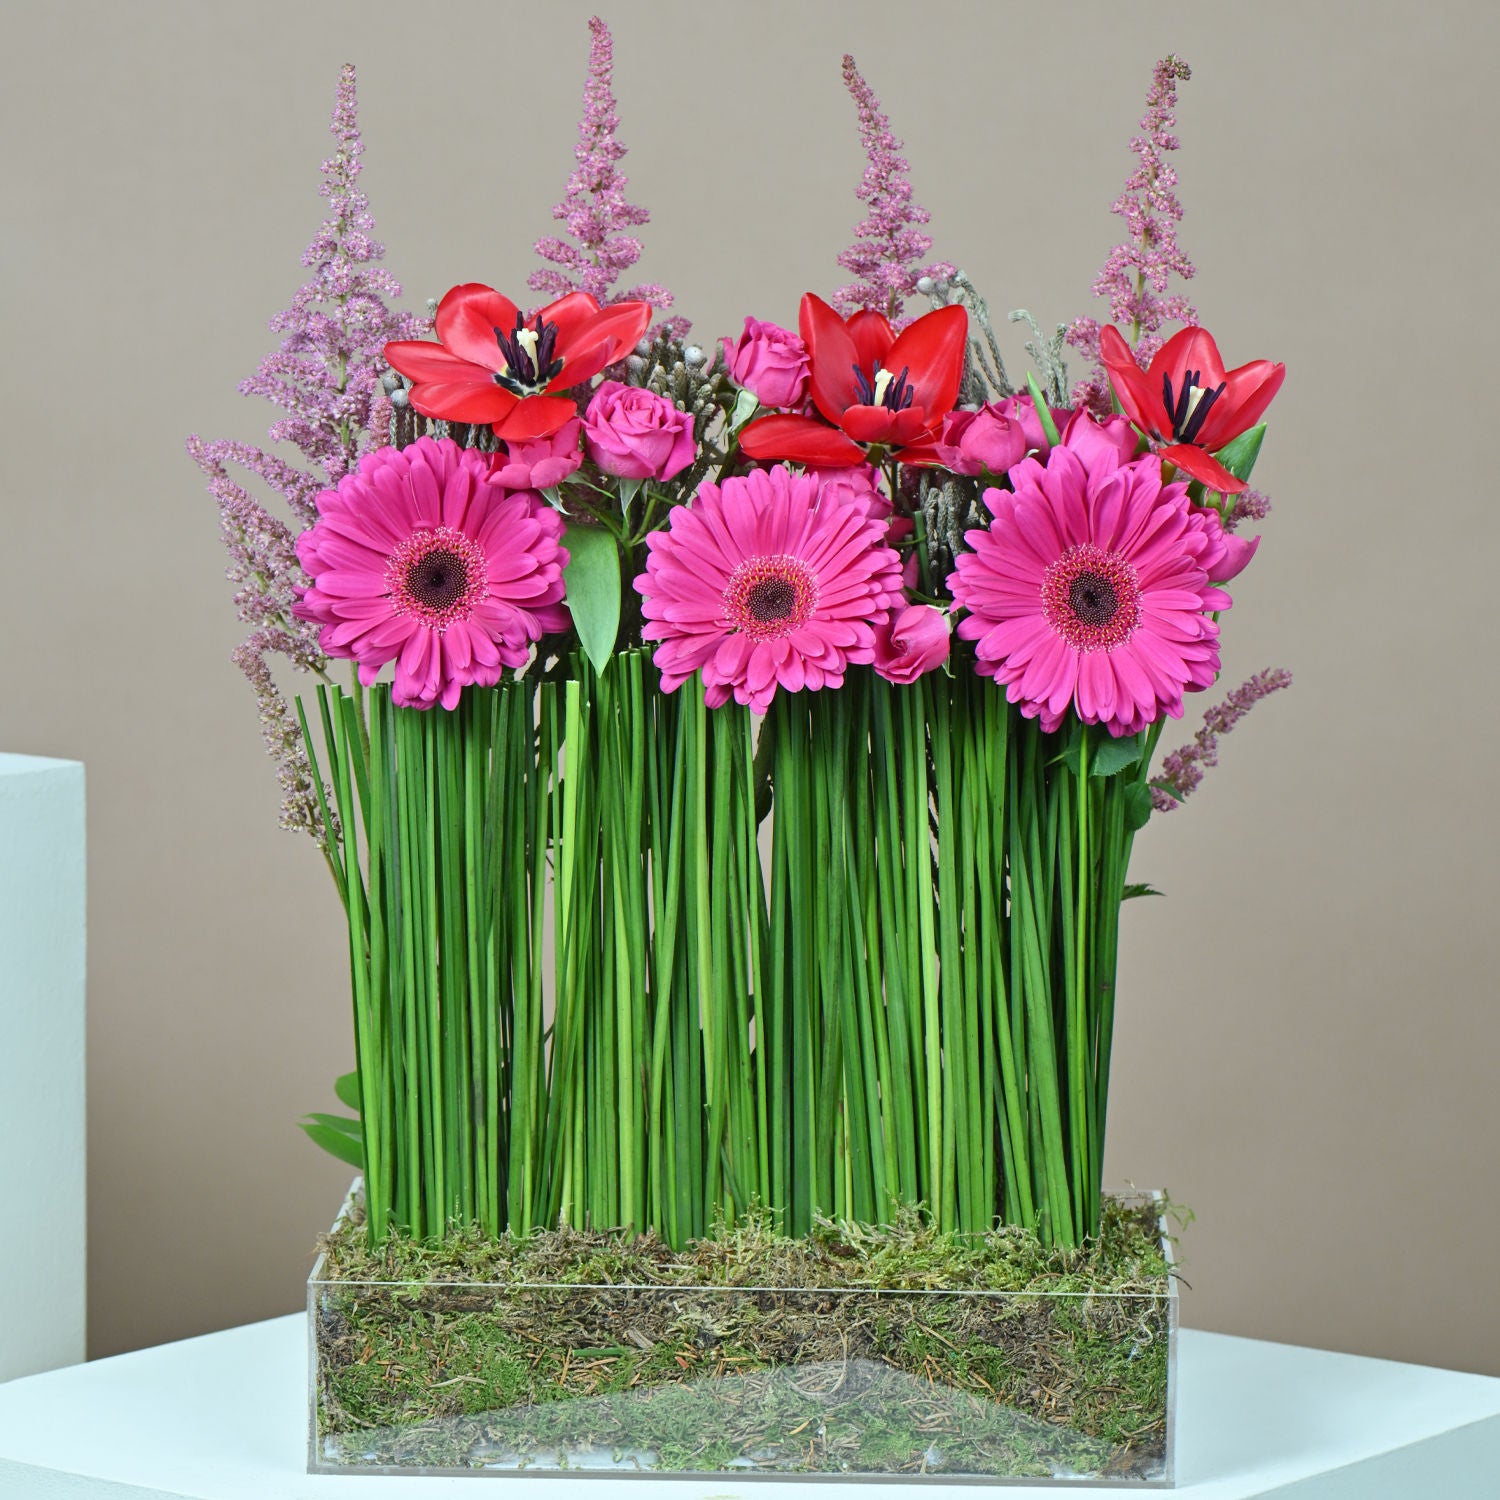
[583,381,697,482]
[1057,409,1141,477]
[995,394,1071,461]
[811,463,887,520]
[722,317,811,410]
[1189,503,1261,586]
[873,604,951,685]
[490,417,584,490]
[935,404,1029,475]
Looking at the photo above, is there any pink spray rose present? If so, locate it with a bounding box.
[1056,408,1140,476]
[873,604,951,684]
[1192,509,1260,583]
[583,381,697,482]
[934,403,1029,475]
[996,393,1072,462]
[722,317,811,410]
[489,418,584,490]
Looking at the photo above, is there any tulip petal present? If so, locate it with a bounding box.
[493,394,580,443]
[559,301,653,386]
[800,294,862,422]
[383,341,477,384]
[1100,325,1164,439]
[740,414,866,467]
[1153,325,1229,390]
[845,309,897,380]
[1160,443,1247,495]
[839,405,900,444]
[541,290,604,345]
[886,304,967,420]
[409,380,519,425]
[1197,361,1286,451]
[435,284,518,371]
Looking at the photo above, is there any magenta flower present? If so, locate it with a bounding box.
[949,445,1231,736]
[722,317,811,410]
[583,380,696,482]
[635,465,904,712]
[489,418,583,491]
[873,604,951,684]
[1056,408,1141,475]
[934,403,1028,476]
[295,437,568,711]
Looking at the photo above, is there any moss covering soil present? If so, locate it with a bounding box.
[311,1194,1177,1481]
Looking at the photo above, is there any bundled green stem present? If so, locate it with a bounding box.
[301,653,1149,1250]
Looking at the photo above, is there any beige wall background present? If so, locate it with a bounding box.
[4,0,1497,1375]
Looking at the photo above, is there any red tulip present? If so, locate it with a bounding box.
[1100,324,1285,494]
[740,294,967,468]
[384,285,652,443]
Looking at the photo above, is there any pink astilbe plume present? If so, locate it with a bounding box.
[187,64,425,844]
[1066,57,1198,417]
[831,54,954,326]
[529,17,681,331]
[1151,668,1293,811]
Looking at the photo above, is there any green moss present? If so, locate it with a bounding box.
[312,1193,1177,1480]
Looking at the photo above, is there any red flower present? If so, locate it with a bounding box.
[1100,324,1285,494]
[740,294,967,467]
[384,285,651,443]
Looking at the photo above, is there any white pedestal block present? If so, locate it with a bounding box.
[0,1318,1497,1497]
[0,754,86,1383]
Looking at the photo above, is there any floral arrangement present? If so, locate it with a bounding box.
[189,22,1288,1259]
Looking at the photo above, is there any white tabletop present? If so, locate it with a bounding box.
[0,1315,1497,1498]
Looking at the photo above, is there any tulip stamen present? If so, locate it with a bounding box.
[852,363,915,412]
[1161,368,1226,446]
[494,312,566,396]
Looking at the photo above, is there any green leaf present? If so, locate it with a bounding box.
[1026,372,1061,447]
[540,484,566,511]
[616,477,644,529]
[1049,721,1084,774]
[1122,883,1164,900]
[730,388,760,431]
[562,523,621,675]
[299,1114,364,1168]
[1150,780,1183,804]
[1123,781,1155,831]
[333,1070,361,1114]
[1213,424,1266,485]
[1090,731,1145,778]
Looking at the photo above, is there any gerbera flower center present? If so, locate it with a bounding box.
[1160,367,1227,446]
[384,525,489,630]
[1042,543,1142,652]
[851,363,915,412]
[493,311,565,396]
[723,555,819,642]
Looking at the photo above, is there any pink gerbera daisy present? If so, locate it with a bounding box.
[948,446,1231,736]
[634,464,903,712]
[295,437,569,710]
